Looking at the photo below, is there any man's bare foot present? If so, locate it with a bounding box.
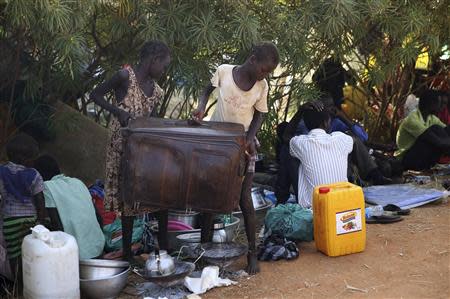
[245,251,260,275]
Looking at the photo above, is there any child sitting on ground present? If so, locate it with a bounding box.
[0,133,46,276]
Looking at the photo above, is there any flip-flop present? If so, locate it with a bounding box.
[366,215,403,224]
[383,204,411,215]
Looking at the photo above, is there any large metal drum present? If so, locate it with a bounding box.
[121,117,246,213]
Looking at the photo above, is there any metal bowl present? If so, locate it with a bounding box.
[168,210,200,228]
[153,216,240,251]
[176,232,201,246]
[80,266,130,299]
[79,259,130,280]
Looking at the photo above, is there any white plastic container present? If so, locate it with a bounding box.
[22,225,80,299]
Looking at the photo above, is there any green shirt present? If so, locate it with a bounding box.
[395,109,445,157]
[44,174,105,259]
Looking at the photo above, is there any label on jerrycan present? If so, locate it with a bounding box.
[335,208,363,235]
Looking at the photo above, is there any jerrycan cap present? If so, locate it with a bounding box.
[319,187,330,194]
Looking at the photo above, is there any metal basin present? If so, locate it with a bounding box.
[233,200,273,232]
[80,266,130,299]
[175,216,240,251]
[154,216,240,251]
[176,232,201,247]
[79,259,130,280]
[168,210,200,228]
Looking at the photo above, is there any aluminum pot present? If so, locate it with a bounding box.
[168,210,200,228]
[79,259,130,280]
[176,232,201,246]
[80,266,130,299]
[153,216,240,251]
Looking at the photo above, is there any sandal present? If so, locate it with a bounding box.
[383,204,411,215]
[366,215,403,224]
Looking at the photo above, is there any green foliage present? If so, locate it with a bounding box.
[1,0,448,153]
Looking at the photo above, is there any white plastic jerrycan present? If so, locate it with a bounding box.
[22,225,80,299]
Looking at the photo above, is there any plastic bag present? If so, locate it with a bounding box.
[103,218,144,252]
[264,204,313,241]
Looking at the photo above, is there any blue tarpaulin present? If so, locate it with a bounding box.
[363,184,444,209]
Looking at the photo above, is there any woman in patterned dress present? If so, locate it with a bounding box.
[90,41,171,259]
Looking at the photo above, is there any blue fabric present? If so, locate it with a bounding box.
[296,118,368,142]
[363,184,443,209]
[89,180,105,199]
[0,164,37,203]
[332,119,368,142]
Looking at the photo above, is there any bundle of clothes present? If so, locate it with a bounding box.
[257,203,314,262]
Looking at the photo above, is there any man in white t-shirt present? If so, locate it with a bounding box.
[193,42,279,274]
[290,107,353,208]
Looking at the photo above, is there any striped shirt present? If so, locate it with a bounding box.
[290,129,353,208]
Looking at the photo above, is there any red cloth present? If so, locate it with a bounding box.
[439,155,450,164]
[92,194,116,226]
[438,107,450,125]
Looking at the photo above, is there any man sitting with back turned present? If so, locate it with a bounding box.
[289,106,353,208]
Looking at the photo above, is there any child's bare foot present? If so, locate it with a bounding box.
[245,252,260,275]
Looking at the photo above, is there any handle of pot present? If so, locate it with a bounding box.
[193,246,205,264]
[153,245,161,272]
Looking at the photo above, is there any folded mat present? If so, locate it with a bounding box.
[363,184,444,209]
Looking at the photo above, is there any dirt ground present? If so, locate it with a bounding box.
[122,199,449,299]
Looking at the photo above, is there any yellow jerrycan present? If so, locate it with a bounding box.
[313,182,366,256]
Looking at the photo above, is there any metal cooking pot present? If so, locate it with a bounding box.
[145,249,175,276]
[79,259,129,280]
[168,210,200,228]
[80,266,130,299]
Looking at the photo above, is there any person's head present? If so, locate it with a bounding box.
[34,155,61,181]
[246,42,279,81]
[6,133,39,167]
[303,107,331,131]
[418,89,442,115]
[313,58,347,106]
[319,95,337,116]
[139,40,171,80]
